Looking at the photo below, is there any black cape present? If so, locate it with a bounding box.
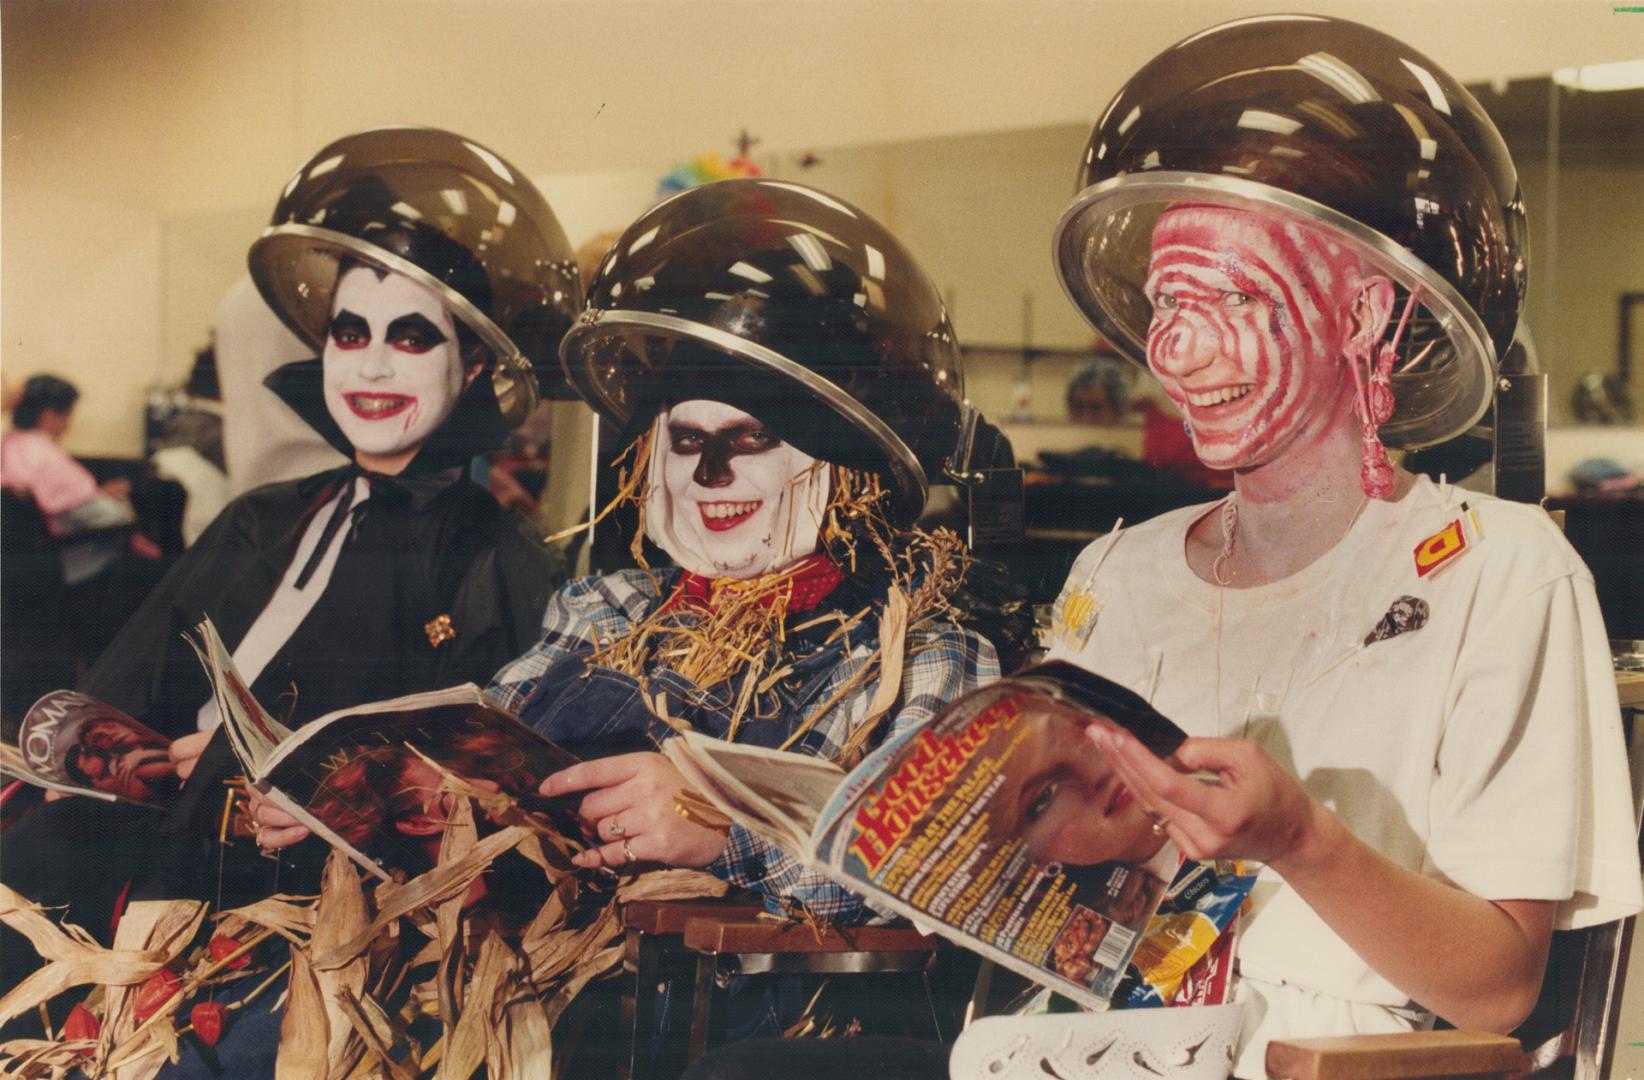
[85,465,560,737]
[55,464,562,909]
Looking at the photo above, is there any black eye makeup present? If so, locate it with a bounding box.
[731,427,778,453]
[668,425,707,453]
[667,422,782,456]
[384,313,449,353]
[328,311,371,348]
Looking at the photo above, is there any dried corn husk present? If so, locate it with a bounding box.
[276,946,330,1080]
[0,1035,98,1079]
[539,944,623,1031]
[434,930,510,1080]
[313,852,370,1074]
[521,904,617,986]
[315,825,532,970]
[97,899,207,1080]
[614,868,728,905]
[0,887,171,1028]
[432,796,478,968]
[485,986,554,1080]
[216,895,317,945]
[334,989,416,1080]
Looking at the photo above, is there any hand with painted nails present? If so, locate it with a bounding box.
[1089,725,1320,869]
[246,785,310,851]
[539,751,730,871]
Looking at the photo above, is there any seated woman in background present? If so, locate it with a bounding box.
[1,373,163,580]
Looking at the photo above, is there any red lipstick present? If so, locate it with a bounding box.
[343,393,415,420]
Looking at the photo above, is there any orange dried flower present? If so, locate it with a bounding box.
[190,1001,226,1046]
[207,934,250,969]
[62,1003,100,1053]
[133,969,181,1023]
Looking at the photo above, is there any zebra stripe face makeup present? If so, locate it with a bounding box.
[1144,206,1367,472]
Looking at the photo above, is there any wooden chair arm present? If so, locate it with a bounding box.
[680,916,936,955]
[1265,1029,1525,1079]
[620,898,766,936]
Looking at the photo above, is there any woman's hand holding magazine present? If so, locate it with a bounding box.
[1094,727,1318,868]
[662,661,1202,1009]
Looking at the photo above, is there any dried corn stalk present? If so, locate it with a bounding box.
[95,898,208,1080]
[0,887,173,1029]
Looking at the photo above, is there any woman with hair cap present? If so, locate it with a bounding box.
[0,129,579,983]
[1038,17,1642,1076]
[490,178,1013,926]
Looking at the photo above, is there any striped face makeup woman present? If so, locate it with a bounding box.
[1144,204,1393,483]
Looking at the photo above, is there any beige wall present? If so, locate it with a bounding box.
[5,0,1642,457]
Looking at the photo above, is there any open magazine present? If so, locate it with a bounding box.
[191,618,579,881]
[3,691,180,806]
[662,662,1190,1010]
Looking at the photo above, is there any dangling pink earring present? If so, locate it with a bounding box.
[1347,291,1418,500]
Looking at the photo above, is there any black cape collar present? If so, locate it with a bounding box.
[295,461,468,512]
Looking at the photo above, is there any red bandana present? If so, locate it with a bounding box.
[668,554,846,615]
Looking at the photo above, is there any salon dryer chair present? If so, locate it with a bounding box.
[0,490,137,726]
[613,897,957,1080]
[1267,672,1644,1080]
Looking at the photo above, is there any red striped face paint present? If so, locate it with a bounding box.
[1145,206,1367,472]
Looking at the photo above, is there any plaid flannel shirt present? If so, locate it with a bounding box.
[487,568,999,925]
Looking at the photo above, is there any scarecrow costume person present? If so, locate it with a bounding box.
[1038,16,1643,1077]
[488,178,1010,925]
[0,127,580,964]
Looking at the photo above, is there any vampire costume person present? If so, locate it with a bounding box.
[0,128,582,967]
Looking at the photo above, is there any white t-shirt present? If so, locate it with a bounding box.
[1047,476,1642,1076]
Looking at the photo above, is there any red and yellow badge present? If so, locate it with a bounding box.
[1413,518,1468,578]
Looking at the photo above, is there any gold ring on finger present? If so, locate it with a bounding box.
[621,839,637,865]
[608,818,626,838]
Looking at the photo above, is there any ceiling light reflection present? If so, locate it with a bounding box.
[1400,59,1452,115]
[1296,52,1378,105]
[728,261,773,284]
[1237,109,1303,135]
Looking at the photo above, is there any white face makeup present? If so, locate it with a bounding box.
[322,266,468,464]
[643,399,830,580]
